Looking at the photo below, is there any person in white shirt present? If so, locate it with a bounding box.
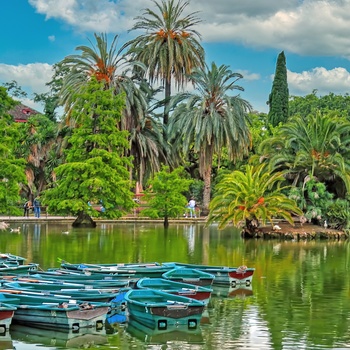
[188,198,196,218]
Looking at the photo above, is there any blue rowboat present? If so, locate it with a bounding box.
[163,262,255,286]
[0,293,109,330]
[125,289,205,330]
[162,268,215,287]
[0,302,17,331]
[136,277,212,305]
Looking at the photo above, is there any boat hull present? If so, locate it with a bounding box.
[125,289,205,330]
[12,303,109,330]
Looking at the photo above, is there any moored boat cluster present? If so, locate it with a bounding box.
[0,253,255,341]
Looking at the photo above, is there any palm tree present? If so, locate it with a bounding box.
[168,62,252,213]
[124,0,205,126]
[257,111,350,195]
[207,164,303,237]
[55,33,165,189]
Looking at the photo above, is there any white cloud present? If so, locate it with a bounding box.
[0,63,54,112]
[48,35,55,42]
[288,67,350,96]
[28,0,350,58]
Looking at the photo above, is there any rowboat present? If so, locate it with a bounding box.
[0,302,17,332]
[0,293,109,330]
[136,277,213,304]
[27,271,137,288]
[60,261,171,278]
[1,282,126,303]
[162,267,215,287]
[0,253,26,266]
[10,324,108,348]
[125,289,205,330]
[126,318,204,343]
[0,263,38,274]
[163,262,255,286]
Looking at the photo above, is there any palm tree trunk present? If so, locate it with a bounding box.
[202,167,212,215]
[164,78,171,126]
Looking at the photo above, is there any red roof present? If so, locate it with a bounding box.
[8,104,39,122]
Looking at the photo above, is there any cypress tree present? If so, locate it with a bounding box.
[268,51,289,126]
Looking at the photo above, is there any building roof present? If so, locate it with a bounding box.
[8,103,39,122]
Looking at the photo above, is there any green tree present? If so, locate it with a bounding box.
[56,33,164,189]
[43,78,134,225]
[141,166,193,228]
[207,164,302,237]
[258,111,350,196]
[268,51,289,126]
[0,87,26,214]
[168,62,252,213]
[125,0,205,125]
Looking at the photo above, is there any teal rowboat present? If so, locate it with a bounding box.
[125,289,205,330]
[162,267,215,287]
[0,293,109,330]
[136,277,213,305]
[163,262,255,286]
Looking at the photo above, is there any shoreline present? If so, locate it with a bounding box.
[0,216,346,240]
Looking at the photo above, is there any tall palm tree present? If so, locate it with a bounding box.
[207,164,302,237]
[124,0,205,126]
[168,62,252,212]
[55,33,165,188]
[257,111,350,195]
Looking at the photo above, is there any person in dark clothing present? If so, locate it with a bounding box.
[23,200,31,217]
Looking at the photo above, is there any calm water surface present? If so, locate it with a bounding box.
[0,221,349,350]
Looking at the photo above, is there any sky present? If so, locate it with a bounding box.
[2,0,350,115]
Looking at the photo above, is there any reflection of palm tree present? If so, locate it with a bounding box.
[168,62,252,212]
[125,0,205,126]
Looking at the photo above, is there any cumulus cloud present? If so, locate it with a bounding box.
[288,67,350,96]
[29,0,135,33]
[0,63,54,112]
[28,0,350,58]
[48,35,55,42]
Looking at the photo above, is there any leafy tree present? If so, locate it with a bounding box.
[56,33,164,188]
[0,87,26,214]
[289,91,350,119]
[125,0,205,126]
[141,166,193,228]
[16,114,58,200]
[268,51,289,126]
[258,111,350,196]
[43,78,134,225]
[168,62,252,213]
[207,164,302,237]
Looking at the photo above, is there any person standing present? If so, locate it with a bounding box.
[23,200,31,217]
[33,196,41,218]
[188,198,196,218]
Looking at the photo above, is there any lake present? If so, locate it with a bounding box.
[1,221,349,350]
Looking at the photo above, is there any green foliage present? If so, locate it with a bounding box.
[208,164,302,231]
[0,90,27,214]
[141,166,193,220]
[268,51,289,126]
[326,199,350,229]
[289,91,350,119]
[43,78,135,218]
[288,177,333,224]
[258,111,350,194]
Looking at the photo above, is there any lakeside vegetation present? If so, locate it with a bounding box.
[1,0,350,234]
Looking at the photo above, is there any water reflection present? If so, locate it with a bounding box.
[0,222,349,349]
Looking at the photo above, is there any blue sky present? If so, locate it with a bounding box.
[2,0,350,114]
